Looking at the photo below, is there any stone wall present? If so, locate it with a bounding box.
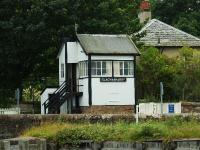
[0,137,46,150]
[0,114,135,139]
[181,102,200,113]
[80,105,135,114]
[2,138,200,150]
[12,101,41,114]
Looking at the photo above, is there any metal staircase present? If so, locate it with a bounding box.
[43,80,82,114]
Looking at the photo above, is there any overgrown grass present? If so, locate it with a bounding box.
[22,116,200,145]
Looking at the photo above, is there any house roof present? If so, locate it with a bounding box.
[77,34,140,55]
[138,19,200,47]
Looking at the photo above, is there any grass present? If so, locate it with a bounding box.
[22,116,200,145]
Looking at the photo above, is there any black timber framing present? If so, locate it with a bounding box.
[134,55,137,113]
[88,54,92,106]
[88,53,140,56]
[64,40,68,80]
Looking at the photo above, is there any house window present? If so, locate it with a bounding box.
[79,60,133,77]
[61,63,64,78]
[114,61,133,76]
[91,61,112,76]
[79,61,88,77]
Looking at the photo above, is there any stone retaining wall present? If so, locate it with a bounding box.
[2,138,200,150]
[1,113,200,142]
[0,114,135,139]
[0,137,46,150]
[48,139,200,150]
[181,102,200,113]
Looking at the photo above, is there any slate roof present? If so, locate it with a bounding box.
[77,34,140,55]
[138,19,200,47]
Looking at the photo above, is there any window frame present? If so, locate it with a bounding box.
[114,60,134,77]
[91,61,112,77]
[79,61,88,77]
[78,60,134,78]
[60,63,65,78]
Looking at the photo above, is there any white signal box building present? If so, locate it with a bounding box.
[41,34,140,114]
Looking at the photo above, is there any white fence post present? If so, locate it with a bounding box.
[0,108,20,115]
[136,105,139,124]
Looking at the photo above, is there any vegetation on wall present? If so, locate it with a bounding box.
[23,116,200,144]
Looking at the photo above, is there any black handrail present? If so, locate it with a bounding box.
[45,81,71,108]
[42,81,67,106]
[43,79,83,114]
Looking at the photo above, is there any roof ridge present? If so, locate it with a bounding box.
[137,19,155,34]
[77,34,127,37]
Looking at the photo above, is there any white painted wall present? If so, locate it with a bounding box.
[40,88,57,114]
[139,102,182,116]
[78,78,89,106]
[58,44,66,85]
[67,42,78,63]
[92,78,135,105]
[67,42,88,63]
[77,42,88,61]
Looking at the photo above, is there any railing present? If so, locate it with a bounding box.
[0,107,20,115]
[42,79,83,114]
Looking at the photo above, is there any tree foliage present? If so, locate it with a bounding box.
[152,0,200,36]
[0,0,141,105]
[173,47,200,101]
[137,47,176,101]
[137,47,200,102]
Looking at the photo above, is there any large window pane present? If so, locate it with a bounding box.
[102,68,106,75]
[97,61,101,68]
[124,69,128,75]
[90,61,112,76]
[120,69,123,75]
[79,61,88,77]
[102,61,106,68]
[102,61,106,75]
[91,69,96,75]
[124,62,128,68]
[61,64,64,78]
[114,61,120,76]
[97,69,101,75]
[91,61,96,68]
[114,61,134,76]
[91,62,97,75]
[129,69,134,75]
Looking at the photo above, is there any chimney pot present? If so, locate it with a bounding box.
[138,0,151,24]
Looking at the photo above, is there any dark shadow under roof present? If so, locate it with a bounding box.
[77,34,140,55]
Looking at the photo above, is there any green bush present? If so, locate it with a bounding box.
[137,125,163,140]
[23,116,200,145]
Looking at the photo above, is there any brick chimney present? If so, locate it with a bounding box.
[138,0,152,24]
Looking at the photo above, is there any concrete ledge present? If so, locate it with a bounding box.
[0,137,46,150]
[47,139,200,150]
[2,137,200,149]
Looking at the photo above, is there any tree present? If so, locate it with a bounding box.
[151,0,200,36]
[173,47,200,101]
[0,0,141,105]
[137,47,176,101]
